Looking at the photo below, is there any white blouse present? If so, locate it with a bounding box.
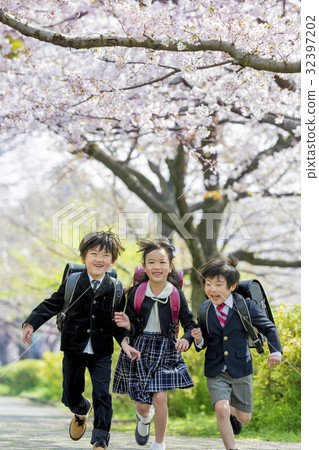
[144,281,173,333]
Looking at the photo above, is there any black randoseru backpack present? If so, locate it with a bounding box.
[197,279,275,354]
[56,263,123,332]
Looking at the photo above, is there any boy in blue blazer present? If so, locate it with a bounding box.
[191,256,282,450]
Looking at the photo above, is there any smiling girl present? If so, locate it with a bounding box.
[112,237,196,450]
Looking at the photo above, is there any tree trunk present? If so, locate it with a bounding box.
[190,268,206,314]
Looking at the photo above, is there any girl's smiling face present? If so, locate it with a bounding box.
[143,248,173,287]
[82,246,114,280]
[204,275,237,305]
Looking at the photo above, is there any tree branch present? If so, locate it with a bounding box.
[82,141,167,212]
[0,8,301,73]
[235,190,301,201]
[217,98,300,135]
[225,134,295,189]
[148,160,173,200]
[231,250,300,268]
[123,165,162,201]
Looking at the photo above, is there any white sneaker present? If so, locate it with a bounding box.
[150,442,166,450]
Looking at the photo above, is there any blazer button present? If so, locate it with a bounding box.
[224,336,228,341]
[224,351,229,356]
[87,329,91,333]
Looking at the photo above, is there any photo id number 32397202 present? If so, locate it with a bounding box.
[305,16,317,179]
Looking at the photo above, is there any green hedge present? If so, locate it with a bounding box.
[0,359,45,395]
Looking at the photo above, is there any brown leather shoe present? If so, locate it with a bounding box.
[69,402,92,441]
[93,442,107,449]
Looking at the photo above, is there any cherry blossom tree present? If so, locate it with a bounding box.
[0,0,300,308]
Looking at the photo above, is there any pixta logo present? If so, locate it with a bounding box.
[118,212,252,240]
[52,202,98,249]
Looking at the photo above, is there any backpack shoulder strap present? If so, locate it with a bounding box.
[56,272,81,332]
[197,299,211,335]
[133,282,180,324]
[110,277,124,315]
[63,272,81,312]
[234,295,250,330]
[169,287,180,338]
[233,294,265,354]
[134,281,148,316]
[170,287,180,325]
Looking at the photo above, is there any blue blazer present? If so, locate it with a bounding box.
[196,293,282,378]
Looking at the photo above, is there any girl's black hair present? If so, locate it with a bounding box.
[199,254,240,289]
[127,236,180,294]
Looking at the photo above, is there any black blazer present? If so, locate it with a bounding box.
[23,270,127,356]
[126,286,196,343]
[196,293,283,378]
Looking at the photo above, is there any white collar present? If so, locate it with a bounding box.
[146,281,174,298]
[213,293,234,310]
[88,273,105,285]
[225,293,234,308]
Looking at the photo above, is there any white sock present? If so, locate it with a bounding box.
[137,406,154,436]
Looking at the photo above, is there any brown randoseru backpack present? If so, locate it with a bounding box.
[56,263,123,332]
[197,279,275,354]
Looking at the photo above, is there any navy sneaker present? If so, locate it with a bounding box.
[230,415,242,435]
[93,442,107,449]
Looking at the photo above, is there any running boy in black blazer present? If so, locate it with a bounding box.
[191,256,282,450]
[22,230,140,450]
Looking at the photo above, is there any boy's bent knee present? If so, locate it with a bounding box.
[214,399,231,419]
[236,410,251,424]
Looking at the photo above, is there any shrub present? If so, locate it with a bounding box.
[0,359,45,395]
[248,304,301,434]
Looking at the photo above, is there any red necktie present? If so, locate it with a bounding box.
[217,303,227,328]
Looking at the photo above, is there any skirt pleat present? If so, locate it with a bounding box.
[112,332,193,404]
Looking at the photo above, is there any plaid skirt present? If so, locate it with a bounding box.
[112,332,194,404]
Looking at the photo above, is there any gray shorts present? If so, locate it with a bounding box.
[207,370,253,413]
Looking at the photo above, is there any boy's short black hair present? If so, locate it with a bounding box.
[199,255,240,289]
[79,230,125,261]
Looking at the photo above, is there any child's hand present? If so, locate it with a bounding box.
[22,324,34,345]
[267,354,281,367]
[175,338,189,352]
[114,312,131,331]
[121,340,141,360]
[191,327,203,345]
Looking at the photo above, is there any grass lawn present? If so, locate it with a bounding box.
[111,410,300,443]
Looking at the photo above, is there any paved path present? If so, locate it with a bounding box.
[0,397,300,450]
